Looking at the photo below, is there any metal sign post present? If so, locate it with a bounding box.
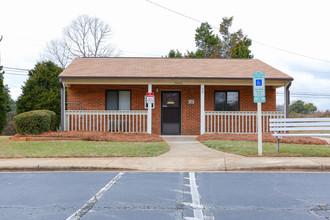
[257,102,262,155]
[253,71,266,156]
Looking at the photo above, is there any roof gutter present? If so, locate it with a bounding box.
[58,75,294,81]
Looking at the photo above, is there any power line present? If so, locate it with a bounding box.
[3,66,30,71]
[145,0,330,63]
[3,72,28,77]
[2,66,29,76]
[253,41,330,63]
[146,0,203,24]
[3,70,29,75]
[281,95,330,98]
[278,92,330,96]
[277,92,330,98]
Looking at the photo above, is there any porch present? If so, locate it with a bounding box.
[64,110,284,134]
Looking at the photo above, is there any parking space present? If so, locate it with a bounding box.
[0,172,329,219]
[0,172,118,219]
[195,173,330,220]
[83,172,185,219]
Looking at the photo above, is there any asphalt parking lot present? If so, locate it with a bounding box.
[0,172,330,219]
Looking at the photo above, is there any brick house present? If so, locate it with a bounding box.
[58,57,293,135]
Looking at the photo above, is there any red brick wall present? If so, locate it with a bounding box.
[205,86,276,111]
[67,85,147,110]
[67,84,276,135]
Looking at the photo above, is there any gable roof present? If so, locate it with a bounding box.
[59,57,293,81]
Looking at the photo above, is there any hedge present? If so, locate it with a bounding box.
[38,110,56,131]
[13,110,56,135]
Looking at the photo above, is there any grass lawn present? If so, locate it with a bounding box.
[0,136,169,158]
[201,140,330,157]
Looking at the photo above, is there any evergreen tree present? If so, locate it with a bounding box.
[16,61,63,127]
[3,85,12,113]
[219,17,253,58]
[186,49,206,58]
[0,66,9,133]
[191,17,253,58]
[195,22,219,57]
[168,49,183,58]
[165,16,253,59]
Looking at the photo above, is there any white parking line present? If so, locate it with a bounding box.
[67,172,125,220]
[188,172,204,220]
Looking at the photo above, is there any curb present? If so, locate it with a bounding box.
[226,165,329,172]
[0,166,138,172]
[1,165,330,172]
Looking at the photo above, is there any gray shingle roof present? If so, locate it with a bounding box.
[59,57,293,81]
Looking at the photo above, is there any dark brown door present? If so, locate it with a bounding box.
[161,91,181,135]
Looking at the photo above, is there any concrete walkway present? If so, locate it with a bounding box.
[1,136,330,172]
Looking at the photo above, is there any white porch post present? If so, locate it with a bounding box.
[284,82,292,118]
[200,84,205,134]
[147,83,152,134]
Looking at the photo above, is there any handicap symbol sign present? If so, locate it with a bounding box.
[256,79,262,87]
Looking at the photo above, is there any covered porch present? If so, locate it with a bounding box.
[60,81,289,135]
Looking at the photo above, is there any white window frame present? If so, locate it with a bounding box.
[106,90,131,110]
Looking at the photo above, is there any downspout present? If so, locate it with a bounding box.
[59,78,65,131]
[284,81,292,118]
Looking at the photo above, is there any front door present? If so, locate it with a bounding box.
[161,91,181,135]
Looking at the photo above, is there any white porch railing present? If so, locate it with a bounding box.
[65,110,148,133]
[205,111,285,134]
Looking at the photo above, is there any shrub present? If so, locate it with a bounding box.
[13,110,53,134]
[38,110,56,131]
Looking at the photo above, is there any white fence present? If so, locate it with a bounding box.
[65,110,148,133]
[205,111,285,134]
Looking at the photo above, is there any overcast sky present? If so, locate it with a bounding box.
[1,0,330,110]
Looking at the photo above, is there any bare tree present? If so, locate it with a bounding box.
[44,39,71,68]
[43,15,120,68]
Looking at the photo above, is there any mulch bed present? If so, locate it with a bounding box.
[13,132,329,145]
[197,133,329,145]
[14,131,164,142]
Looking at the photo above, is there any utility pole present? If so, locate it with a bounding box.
[0,35,3,65]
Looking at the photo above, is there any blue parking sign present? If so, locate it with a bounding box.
[253,72,265,103]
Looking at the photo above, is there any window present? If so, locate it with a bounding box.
[215,91,239,111]
[106,90,131,110]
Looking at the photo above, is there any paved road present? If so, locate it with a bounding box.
[0,172,329,219]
